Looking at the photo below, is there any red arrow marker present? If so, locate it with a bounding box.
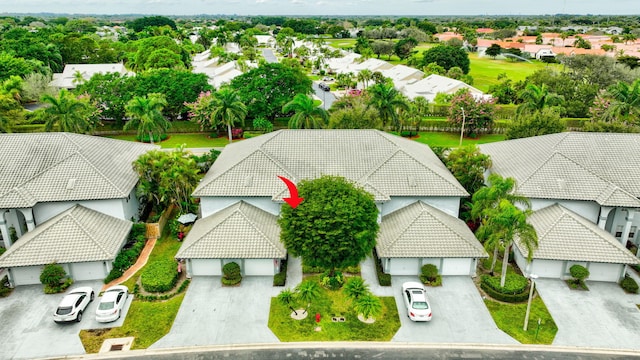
[277,176,304,209]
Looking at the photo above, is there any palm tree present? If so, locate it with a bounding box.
[41,89,96,133]
[367,82,410,132]
[72,70,85,86]
[559,32,569,47]
[124,93,170,144]
[604,79,640,123]
[516,83,564,116]
[343,277,370,301]
[295,280,320,310]
[283,94,329,129]
[211,87,248,143]
[353,294,383,321]
[623,33,637,45]
[471,173,531,275]
[481,199,538,288]
[357,69,373,90]
[1,76,23,102]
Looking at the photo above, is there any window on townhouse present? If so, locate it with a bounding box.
[615,225,623,238]
[629,226,637,240]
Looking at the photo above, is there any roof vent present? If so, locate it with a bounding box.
[66,179,77,190]
[407,175,417,187]
[244,175,253,187]
[557,178,566,190]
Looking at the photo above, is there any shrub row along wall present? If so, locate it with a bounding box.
[480,274,530,303]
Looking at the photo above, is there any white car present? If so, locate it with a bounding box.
[53,287,94,323]
[402,282,432,322]
[96,285,128,323]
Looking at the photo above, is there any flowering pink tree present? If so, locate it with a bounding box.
[448,90,496,137]
[184,91,215,131]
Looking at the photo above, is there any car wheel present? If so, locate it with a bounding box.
[76,311,83,322]
[90,292,95,302]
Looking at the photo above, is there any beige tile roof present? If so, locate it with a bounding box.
[376,201,487,258]
[479,132,640,207]
[193,130,468,201]
[0,205,132,267]
[176,201,285,259]
[0,133,157,208]
[515,204,639,264]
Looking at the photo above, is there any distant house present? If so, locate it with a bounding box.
[179,130,487,277]
[479,133,640,282]
[0,133,156,286]
[49,63,133,90]
[380,65,424,89]
[191,51,250,89]
[400,74,487,102]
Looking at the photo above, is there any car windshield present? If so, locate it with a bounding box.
[98,301,114,310]
[412,301,429,310]
[56,306,72,315]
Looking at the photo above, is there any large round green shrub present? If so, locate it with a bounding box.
[40,263,66,287]
[621,275,639,294]
[141,259,178,293]
[569,265,589,282]
[222,262,242,286]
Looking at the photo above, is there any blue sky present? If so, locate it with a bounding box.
[2,0,638,16]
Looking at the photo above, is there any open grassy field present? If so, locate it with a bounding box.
[468,53,559,92]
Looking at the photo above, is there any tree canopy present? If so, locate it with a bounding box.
[279,175,379,275]
[420,45,471,74]
[230,63,312,120]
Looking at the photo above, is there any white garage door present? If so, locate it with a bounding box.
[588,262,622,282]
[11,266,44,285]
[190,259,222,276]
[441,258,473,276]
[388,258,420,275]
[244,259,274,276]
[70,262,106,281]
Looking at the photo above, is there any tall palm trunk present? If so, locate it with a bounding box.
[500,242,510,288]
[490,245,499,275]
[149,131,154,145]
[227,124,233,143]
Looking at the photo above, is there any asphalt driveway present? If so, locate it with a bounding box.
[0,280,133,360]
[536,278,640,350]
[390,276,518,345]
[150,276,280,349]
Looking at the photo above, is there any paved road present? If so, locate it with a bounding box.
[261,48,277,63]
[70,343,640,359]
[312,81,337,109]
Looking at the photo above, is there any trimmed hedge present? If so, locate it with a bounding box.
[273,257,288,287]
[420,264,442,286]
[104,223,147,284]
[0,276,12,297]
[133,278,190,301]
[373,249,391,287]
[481,274,530,303]
[621,275,639,294]
[141,258,179,293]
[136,133,168,143]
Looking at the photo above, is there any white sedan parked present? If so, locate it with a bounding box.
[53,287,95,323]
[402,282,433,322]
[96,285,128,323]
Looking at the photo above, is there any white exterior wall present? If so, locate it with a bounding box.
[200,197,280,218]
[69,261,107,281]
[122,188,140,221]
[608,207,640,244]
[530,199,600,224]
[244,259,276,276]
[381,197,460,217]
[33,198,126,225]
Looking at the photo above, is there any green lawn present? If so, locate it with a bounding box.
[484,296,558,344]
[410,132,506,148]
[468,53,560,92]
[269,277,400,341]
[325,38,356,50]
[106,133,237,148]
